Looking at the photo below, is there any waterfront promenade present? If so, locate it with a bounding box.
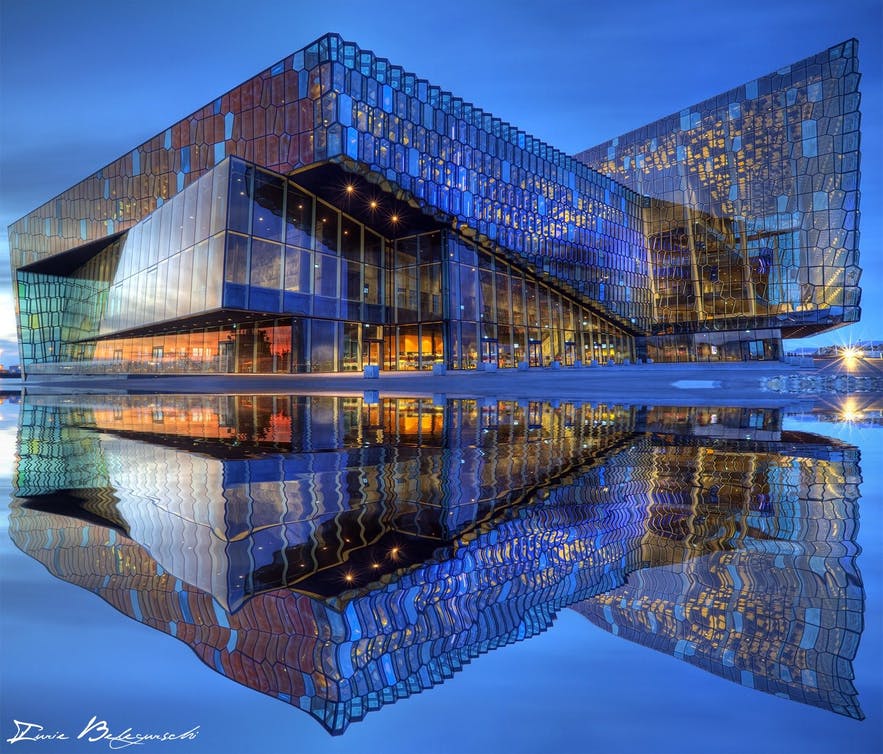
[17,359,883,406]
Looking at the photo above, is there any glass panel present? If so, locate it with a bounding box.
[460,321,477,369]
[526,280,539,326]
[225,234,249,284]
[285,184,313,248]
[510,272,525,323]
[190,240,208,312]
[158,204,171,260]
[341,322,360,371]
[310,319,336,372]
[284,246,311,292]
[196,171,213,242]
[205,234,224,309]
[181,184,199,251]
[235,324,255,373]
[340,216,361,261]
[396,266,418,322]
[169,188,184,256]
[342,258,361,302]
[166,255,180,321]
[479,266,495,322]
[364,229,382,265]
[420,263,442,319]
[459,263,477,321]
[421,323,444,366]
[252,170,284,242]
[176,250,192,317]
[315,253,338,298]
[250,239,282,289]
[314,201,339,254]
[228,160,252,234]
[396,236,418,266]
[419,231,442,263]
[255,323,291,373]
[398,325,420,370]
[495,269,512,322]
[363,264,381,306]
[210,159,229,235]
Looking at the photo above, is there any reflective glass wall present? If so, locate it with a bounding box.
[579,40,862,353]
[21,154,633,374]
[10,32,652,377]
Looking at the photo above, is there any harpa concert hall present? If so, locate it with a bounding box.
[9,35,862,377]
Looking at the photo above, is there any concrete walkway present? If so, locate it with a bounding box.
[21,361,857,407]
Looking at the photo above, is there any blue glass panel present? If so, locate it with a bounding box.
[283,291,311,315]
[248,286,281,312]
[338,93,352,126]
[346,127,359,159]
[223,282,248,308]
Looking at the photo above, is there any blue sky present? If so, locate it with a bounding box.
[1,0,880,366]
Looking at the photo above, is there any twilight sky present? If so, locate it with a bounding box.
[1,0,880,366]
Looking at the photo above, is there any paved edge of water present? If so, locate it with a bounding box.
[15,361,879,408]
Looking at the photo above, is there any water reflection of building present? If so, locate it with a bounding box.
[10,395,864,732]
[572,423,864,719]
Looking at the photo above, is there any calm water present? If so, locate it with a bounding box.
[0,393,880,754]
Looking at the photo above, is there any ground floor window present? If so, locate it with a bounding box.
[79,314,636,374]
[643,329,782,363]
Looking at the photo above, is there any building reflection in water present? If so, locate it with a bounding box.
[9,395,864,732]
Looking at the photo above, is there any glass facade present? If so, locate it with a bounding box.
[9,34,861,375]
[18,155,634,374]
[579,40,861,361]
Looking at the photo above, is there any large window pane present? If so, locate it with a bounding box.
[364,229,382,265]
[341,216,361,261]
[396,266,418,322]
[396,236,418,267]
[250,239,282,288]
[285,184,313,248]
[310,319,337,372]
[228,160,252,234]
[210,159,230,236]
[169,190,184,256]
[176,250,193,317]
[181,180,198,250]
[225,233,249,284]
[459,263,477,321]
[314,201,339,254]
[420,263,442,319]
[252,170,284,241]
[190,240,208,312]
[205,234,224,309]
[495,269,510,324]
[315,253,338,298]
[284,246,311,292]
[342,258,361,302]
[196,171,213,242]
[419,231,442,263]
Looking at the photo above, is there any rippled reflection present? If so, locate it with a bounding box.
[10,395,864,732]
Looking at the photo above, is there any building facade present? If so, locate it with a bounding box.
[9,35,861,375]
